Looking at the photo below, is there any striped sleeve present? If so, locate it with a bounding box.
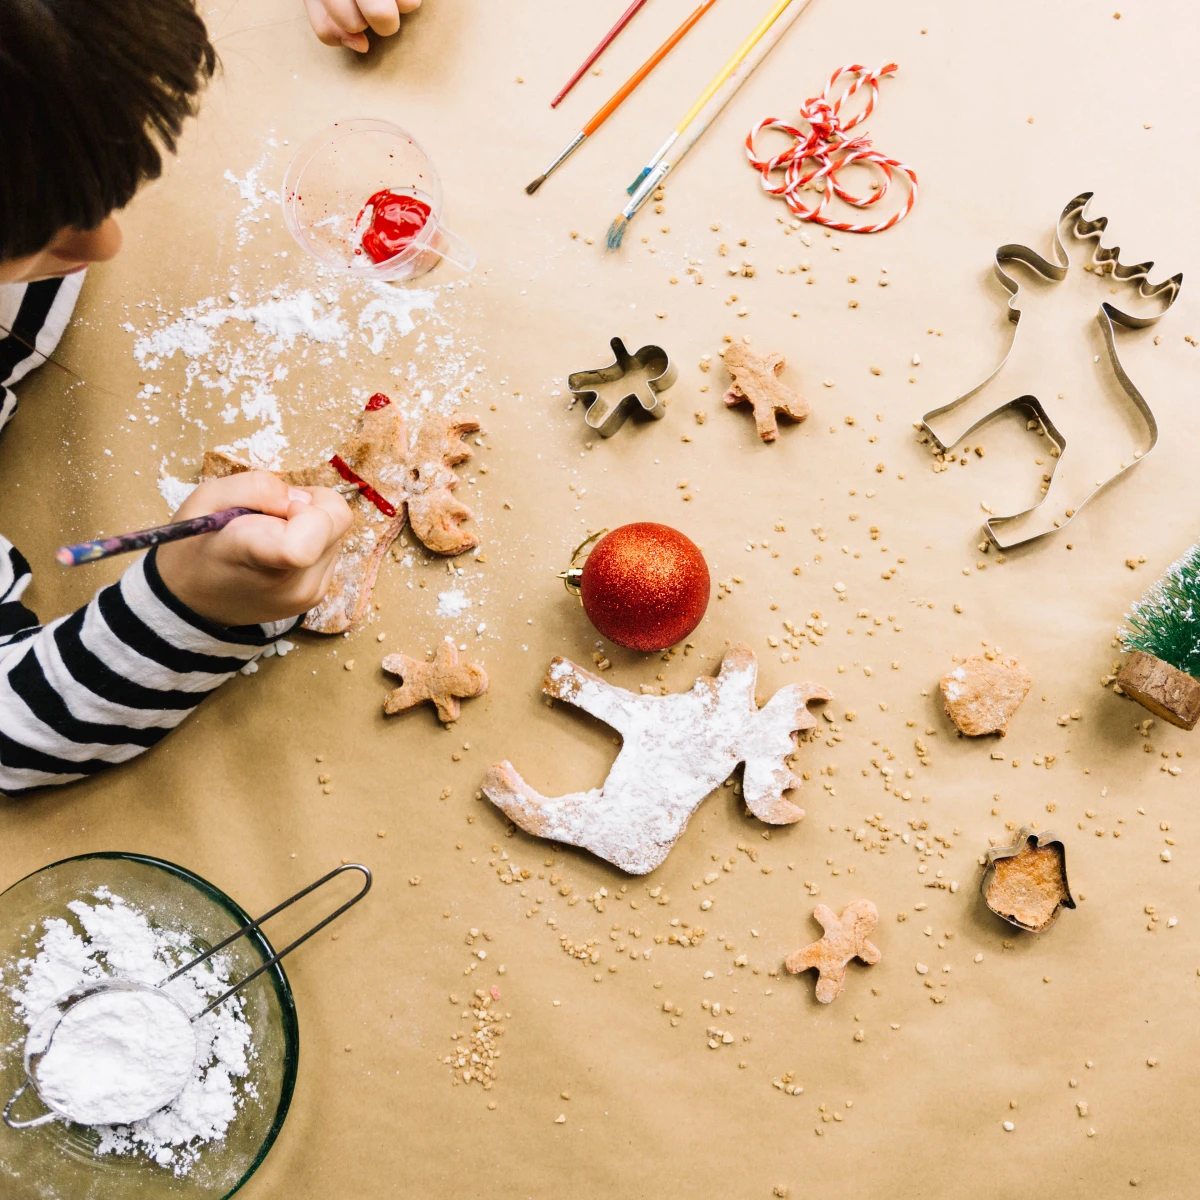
[0,543,299,795]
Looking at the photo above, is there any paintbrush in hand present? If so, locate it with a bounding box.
[57,483,363,567]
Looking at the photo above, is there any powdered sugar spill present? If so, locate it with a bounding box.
[4,892,255,1176]
[159,474,198,513]
[223,159,278,248]
[436,589,472,618]
[126,153,485,483]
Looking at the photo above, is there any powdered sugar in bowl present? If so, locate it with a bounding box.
[0,853,298,1200]
[20,981,199,1127]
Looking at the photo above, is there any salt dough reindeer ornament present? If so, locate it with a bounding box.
[202,393,479,633]
[921,192,1182,549]
[484,643,831,875]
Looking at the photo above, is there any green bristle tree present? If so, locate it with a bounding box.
[1121,542,1200,679]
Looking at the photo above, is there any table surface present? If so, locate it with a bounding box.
[3,1,1199,1196]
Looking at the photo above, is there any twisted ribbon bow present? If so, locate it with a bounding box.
[745,62,918,234]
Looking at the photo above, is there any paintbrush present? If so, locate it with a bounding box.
[58,482,365,567]
[607,0,815,249]
[527,0,719,195]
[57,506,258,566]
[551,0,651,109]
[623,0,799,198]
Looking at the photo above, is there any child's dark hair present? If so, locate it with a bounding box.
[0,0,216,261]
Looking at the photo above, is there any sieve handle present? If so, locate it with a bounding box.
[162,863,372,1021]
[2,1080,58,1130]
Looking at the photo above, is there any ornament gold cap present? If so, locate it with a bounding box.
[556,528,608,598]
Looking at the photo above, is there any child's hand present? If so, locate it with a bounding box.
[156,471,353,628]
[304,0,422,52]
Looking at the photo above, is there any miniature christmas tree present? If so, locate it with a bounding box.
[1117,541,1200,729]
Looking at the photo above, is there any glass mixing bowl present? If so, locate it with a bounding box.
[0,853,299,1200]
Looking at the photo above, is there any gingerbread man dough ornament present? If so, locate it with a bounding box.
[722,343,810,442]
[483,643,831,874]
[201,393,479,633]
[786,900,881,1004]
[382,638,488,723]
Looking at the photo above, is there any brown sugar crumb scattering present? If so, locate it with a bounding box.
[982,827,1075,932]
[721,343,810,442]
[443,981,506,1089]
[785,900,881,1003]
[202,397,479,633]
[382,637,488,723]
[941,653,1031,736]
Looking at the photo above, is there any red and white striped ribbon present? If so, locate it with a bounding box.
[745,62,917,234]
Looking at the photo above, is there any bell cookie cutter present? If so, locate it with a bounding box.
[568,336,677,438]
[920,191,1182,550]
[980,826,1075,933]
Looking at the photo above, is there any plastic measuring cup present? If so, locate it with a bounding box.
[281,119,476,283]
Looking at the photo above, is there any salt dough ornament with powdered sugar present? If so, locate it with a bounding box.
[483,643,831,874]
[201,393,479,633]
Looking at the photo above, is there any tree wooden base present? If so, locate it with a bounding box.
[1117,650,1200,730]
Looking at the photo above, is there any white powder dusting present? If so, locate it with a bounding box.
[133,292,349,364]
[436,589,471,618]
[356,283,437,354]
[6,893,254,1175]
[485,648,827,875]
[125,160,483,481]
[222,160,279,247]
[158,474,198,513]
[35,989,197,1126]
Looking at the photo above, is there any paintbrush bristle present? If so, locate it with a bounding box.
[525,174,547,196]
[626,168,650,196]
[605,214,630,250]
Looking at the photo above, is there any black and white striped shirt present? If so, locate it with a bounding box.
[0,275,297,794]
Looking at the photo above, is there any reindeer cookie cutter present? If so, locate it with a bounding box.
[568,336,677,437]
[920,191,1182,550]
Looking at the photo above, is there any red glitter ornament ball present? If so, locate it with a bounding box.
[579,523,710,652]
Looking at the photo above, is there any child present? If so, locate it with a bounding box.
[305,0,424,52]
[0,0,352,793]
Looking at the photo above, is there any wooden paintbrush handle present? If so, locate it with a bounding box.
[551,0,650,109]
[584,0,720,136]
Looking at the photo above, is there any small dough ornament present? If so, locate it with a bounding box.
[483,643,830,874]
[201,394,478,633]
[1117,539,1200,729]
[560,523,710,653]
[382,638,488,723]
[940,652,1031,736]
[722,343,810,442]
[785,900,881,1004]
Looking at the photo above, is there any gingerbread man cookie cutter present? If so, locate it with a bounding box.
[568,336,677,437]
[919,192,1182,550]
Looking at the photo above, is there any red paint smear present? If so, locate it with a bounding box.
[357,190,432,264]
[365,392,391,411]
[329,454,397,517]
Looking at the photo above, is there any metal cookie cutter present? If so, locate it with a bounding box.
[980,827,1075,933]
[920,191,1182,550]
[568,336,677,437]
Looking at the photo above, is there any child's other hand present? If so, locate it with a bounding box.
[304,0,422,52]
[156,471,353,628]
